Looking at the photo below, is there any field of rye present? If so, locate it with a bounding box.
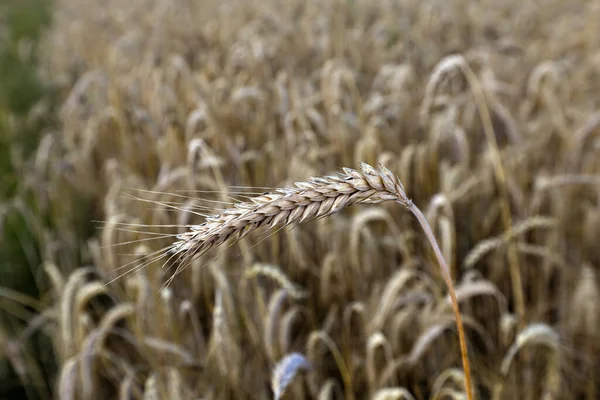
[2,0,600,399]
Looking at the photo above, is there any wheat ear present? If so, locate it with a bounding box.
[169,162,473,400]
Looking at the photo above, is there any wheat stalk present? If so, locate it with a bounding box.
[166,162,473,400]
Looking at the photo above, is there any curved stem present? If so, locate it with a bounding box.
[404,200,474,400]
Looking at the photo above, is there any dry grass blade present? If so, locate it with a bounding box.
[464,216,557,269]
[57,357,79,400]
[271,352,313,400]
[317,379,344,400]
[308,330,354,398]
[143,373,160,400]
[372,387,416,400]
[368,268,418,333]
[246,263,307,300]
[431,368,474,400]
[498,323,561,399]
[366,332,394,396]
[500,323,560,376]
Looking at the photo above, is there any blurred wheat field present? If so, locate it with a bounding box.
[3,0,600,398]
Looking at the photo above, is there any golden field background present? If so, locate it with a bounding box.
[2,0,600,399]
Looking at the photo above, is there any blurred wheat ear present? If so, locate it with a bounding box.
[168,162,473,400]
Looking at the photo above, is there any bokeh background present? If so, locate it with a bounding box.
[1,0,600,399]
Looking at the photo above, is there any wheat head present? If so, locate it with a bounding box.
[170,162,410,262]
[163,161,472,400]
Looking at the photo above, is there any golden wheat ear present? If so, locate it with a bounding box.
[162,162,473,400]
